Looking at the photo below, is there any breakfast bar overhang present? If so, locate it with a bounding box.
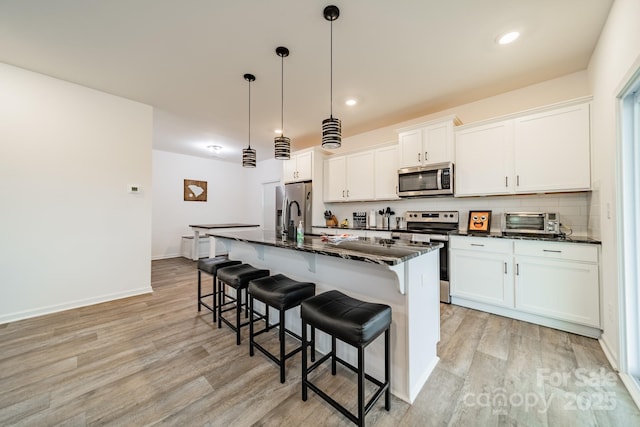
[207,230,442,404]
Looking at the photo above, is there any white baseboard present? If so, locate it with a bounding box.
[151,253,181,260]
[0,287,153,325]
[599,335,619,370]
[620,373,640,411]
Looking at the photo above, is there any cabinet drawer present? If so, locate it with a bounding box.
[450,236,512,253]
[514,241,598,263]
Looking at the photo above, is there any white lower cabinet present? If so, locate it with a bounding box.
[450,236,601,336]
[514,241,600,327]
[450,237,513,307]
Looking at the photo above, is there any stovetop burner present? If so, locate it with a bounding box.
[404,210,460,235]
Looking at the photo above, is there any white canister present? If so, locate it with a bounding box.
[368,210,377,228]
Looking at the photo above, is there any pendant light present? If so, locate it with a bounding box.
[274,46,291,160]
[322,5,341,149]
[242,73,257,168]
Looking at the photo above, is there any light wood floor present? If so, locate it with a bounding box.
[1,257,638,426]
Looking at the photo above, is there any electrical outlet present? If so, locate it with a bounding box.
[128,185,141,194]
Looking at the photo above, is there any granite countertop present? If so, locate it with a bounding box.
[452,231,601,245]
[189,223,260,229]
[313,225,406,232]
[207,229,442,266]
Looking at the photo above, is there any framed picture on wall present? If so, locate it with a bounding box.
[184,179,207,202]
[467,210,492,234]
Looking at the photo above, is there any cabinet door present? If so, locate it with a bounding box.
[374,145,399,200]
[515,256,599,327]
[283,157,298,183]
[323,157,346,202]
[450,249,514,307]
[346,151,375,200]
[514,103,590,193]
[424,121,453,164]
[295,151,313,181]
[398,129,423,168]
[455,120,514,196]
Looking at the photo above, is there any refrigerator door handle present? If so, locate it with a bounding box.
[282,196,289,234]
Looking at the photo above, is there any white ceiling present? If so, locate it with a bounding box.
[0,0,613,163]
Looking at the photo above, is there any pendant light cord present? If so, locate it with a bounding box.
[281,54,284,136]
[248,79,251,149]
[330,18,333,118]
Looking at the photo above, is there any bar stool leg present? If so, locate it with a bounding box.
[311,325,316,363]
[279,308,286,383]
[358,346,365,427]
[212,273,217,322]
[236,287,242,345]
[217,279,223,329]
[331,336,337,375]
[249,295,255,356]
[197,270,202,311]
[302,320,308,401]
[385,328,390,410]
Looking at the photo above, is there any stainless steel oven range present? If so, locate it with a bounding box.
[391,210,459,303]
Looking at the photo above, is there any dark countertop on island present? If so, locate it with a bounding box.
[206,229,442,266]
[189,223,260,229]
[451,231,601,244]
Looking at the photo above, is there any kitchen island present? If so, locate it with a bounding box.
[207,229,442,404]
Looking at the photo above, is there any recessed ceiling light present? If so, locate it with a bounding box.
[207,145,222,152]
[345,99,357,106]
[497,31,520,45]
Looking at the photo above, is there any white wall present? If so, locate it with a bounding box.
[586,0,640,366]
[0,63,153,324]
[151,151,282,259]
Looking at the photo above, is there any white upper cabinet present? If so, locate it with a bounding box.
[283,150,313,183]
[374,145,400,200]
[513,102,591,193]
[323,151,374,202]
[398,116,460,168]
[454,98,592,197]
[455,120,514,196]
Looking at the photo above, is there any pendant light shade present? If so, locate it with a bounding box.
[322,5,341,149]
[242,73,257,168]
[274,46,291,160]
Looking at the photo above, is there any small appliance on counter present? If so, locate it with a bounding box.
[352,212,367,228]
[502,212,560,236]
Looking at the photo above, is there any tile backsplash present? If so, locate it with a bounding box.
[323,192,590,236]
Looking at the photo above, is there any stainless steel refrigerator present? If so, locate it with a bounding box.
[276,181,312,237]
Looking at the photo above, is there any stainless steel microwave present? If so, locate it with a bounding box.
[502,212,560,235]
[397,162,454,197]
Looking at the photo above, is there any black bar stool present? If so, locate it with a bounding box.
[301,290,392,427]
[197,256,242,321]
[248,274,316,383]
[217,264,269,345]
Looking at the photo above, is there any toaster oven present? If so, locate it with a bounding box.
[502,212,560,235]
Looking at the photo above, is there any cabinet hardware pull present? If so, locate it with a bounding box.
[517,175,520,186]
[516,264,520,276]
[505,176,508,187]
[342,190,345,198]
[425,151,428,161]
[543,249,562,253]
[418,153,421,162]
[470,243,485,247]
[347,190,350,197]
[504,262,507,274]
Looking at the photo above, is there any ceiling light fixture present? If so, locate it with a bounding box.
[274,46,291,160]
[497,31,520,45]
[345,98,357,106]
[207,144,222,153]
[321,5,341,149]
[242,73,257,168]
